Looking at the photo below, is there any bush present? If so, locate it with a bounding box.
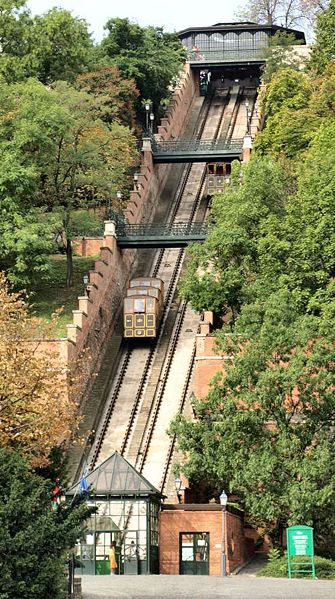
[257,555,335,579]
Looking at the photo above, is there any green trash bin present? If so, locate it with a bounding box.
[96,559,110,575]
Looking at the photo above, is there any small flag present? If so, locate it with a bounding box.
[79,471,89,495]
[52,478,61,510]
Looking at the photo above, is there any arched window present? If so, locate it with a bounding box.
[239,31,254,51]
[254,30,269,48]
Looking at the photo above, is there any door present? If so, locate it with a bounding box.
[124,531,139,575]
[180,532,209,575]
[95,532,122,575]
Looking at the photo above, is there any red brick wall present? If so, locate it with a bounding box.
[160,506,251,576]
[73,238,102,257]
[160,508,223,575]
[225,511,250,573]
[194,335,226,399]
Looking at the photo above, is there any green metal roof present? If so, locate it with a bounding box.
[67,451,161,497]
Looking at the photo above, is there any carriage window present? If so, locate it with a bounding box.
[217,164,224,176]
[124,299,133,312]
[208,164,215,175]
[226,163,231,175]
[147,298,155,312]
[134,299,145,312]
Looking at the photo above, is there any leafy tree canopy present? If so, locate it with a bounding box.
[0,3,93,84]
[0,447,92,599]
[176,56,335,539]
[310,0,335,73]
[76,65,139,131]
[32,8,94,84]
[0,78,138,286]
[99,18,186,117]
[0,273,79,467]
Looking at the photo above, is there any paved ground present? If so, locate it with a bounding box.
[81,574,335,598]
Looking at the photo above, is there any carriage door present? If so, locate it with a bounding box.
[180,532,209,575]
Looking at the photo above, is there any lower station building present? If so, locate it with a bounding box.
[67,451,255,576]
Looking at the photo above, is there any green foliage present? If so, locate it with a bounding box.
[261,33,305,84]
[32,8,93,84]
[30,255,97,337]
[255,68,313,158]
[76,65,139,130]
[0,448,93,599]
[0,77,138,286]
[176,57,335,540]
[0,3,93,84]
[258,555,335,579]
[180,157,287,318]
[99,18,186,117]
[310,0,335,74]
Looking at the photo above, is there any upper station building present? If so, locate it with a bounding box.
[179,21,306,70]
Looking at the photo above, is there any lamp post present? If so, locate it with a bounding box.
[83,274,89,297]
[220,490,228,576]
[245,100,251,135]
[175,477,182,504]
[149,112,154,135]
[133,172,140,190]
[145,102,150,135]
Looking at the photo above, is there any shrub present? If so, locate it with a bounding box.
[257,555,335,579]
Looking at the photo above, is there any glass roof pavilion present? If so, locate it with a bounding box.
[67,452,161,576]
[178,21,306,66]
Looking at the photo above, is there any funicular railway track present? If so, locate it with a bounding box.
[89,83,249,494]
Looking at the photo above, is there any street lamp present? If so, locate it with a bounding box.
[220,490,228,576]
[145,102,150,135]
[116,190,122,203]
[83,274,89,297]
[175,477,182,504]
[149,112,154,135]
[245,100,251,135]
[133,172,140,190]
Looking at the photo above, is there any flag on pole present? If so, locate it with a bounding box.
[79,470,89,495]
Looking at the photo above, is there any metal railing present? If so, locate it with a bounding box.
[151,138,243,155]
[187,48,267,63]
[116,222,208,239]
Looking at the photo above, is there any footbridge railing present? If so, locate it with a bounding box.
[151,137,244,163]
[115,222,208,248]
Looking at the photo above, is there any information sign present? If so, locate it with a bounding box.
[286,525,316,579]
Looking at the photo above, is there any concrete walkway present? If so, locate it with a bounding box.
[235,552,268,576]
[81,574,335,599]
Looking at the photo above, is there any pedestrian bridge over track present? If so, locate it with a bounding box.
[115,222,208,248]
[151,137,243,163]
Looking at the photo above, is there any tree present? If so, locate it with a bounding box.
[0,448,93,599]
[32,8,93,84]
[0,78,138,287]
[254,68,313,157]
[237,0,329,27]
[180,157,287,320]
[76,65,139,130]
[0,272,79,466]
[99,18,186,118]
[310,0,335,73]
[0,0,37,82]
[171,291,335,540]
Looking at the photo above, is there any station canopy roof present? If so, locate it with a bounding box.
[67,451,161,497]
[178,21,306,43]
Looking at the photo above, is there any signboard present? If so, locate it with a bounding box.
[286,525,316,579]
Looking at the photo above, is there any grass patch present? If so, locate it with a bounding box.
[257,554,335,579]
[29,255,97,338]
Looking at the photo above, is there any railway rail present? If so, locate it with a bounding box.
[88,81,254,495]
